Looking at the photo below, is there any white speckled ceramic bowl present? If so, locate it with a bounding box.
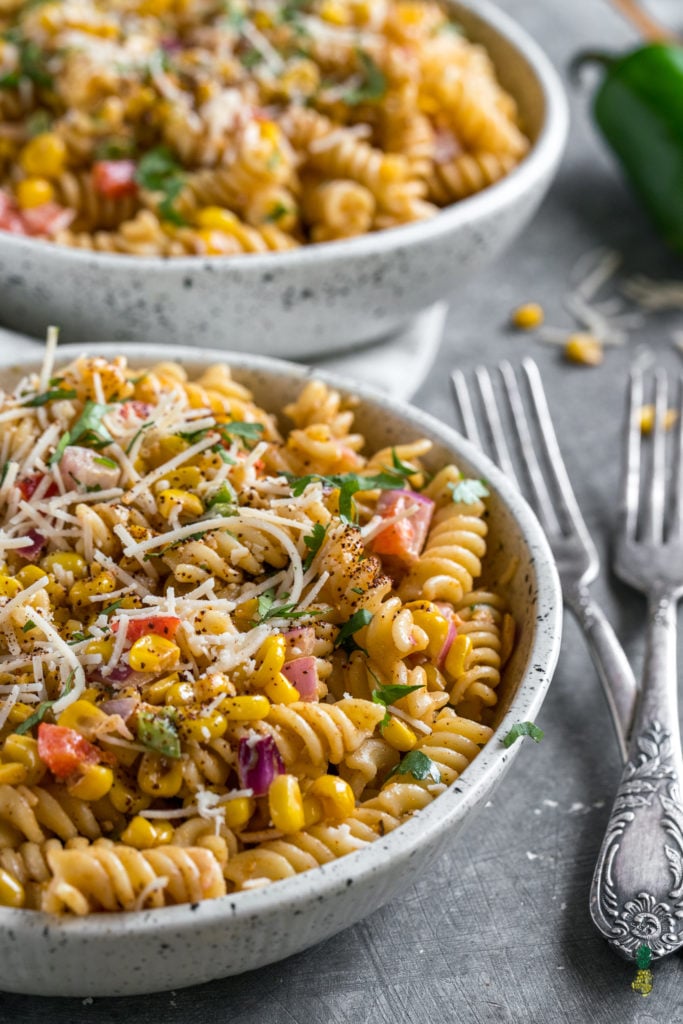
[0,344,562,996]
[0,0,568,358]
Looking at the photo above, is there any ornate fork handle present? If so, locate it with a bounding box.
[590,590,683,961]
[563,582,636,761]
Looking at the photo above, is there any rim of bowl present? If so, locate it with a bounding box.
[0,343,563,936]
[0,0,569,273]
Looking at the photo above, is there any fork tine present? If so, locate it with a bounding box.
[450,369,483,449]
[520,358,592,541]
[498,361,562,535]
[670,374,683,539]
[642,368,668,543]
[621,367,643,540]
[472,366,521,487]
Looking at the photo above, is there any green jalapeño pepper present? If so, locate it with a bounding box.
[590,42,683,254]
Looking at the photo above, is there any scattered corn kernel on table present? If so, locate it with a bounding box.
[3,0,683,1020]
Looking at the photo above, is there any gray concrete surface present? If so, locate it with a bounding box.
[2,0,683,1020]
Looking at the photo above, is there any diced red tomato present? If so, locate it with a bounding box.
[111,615,181,641]
[0,190,26,235]
[37,723,100,780]
[21,202,74,237]
[92,160,138,199]
[17,473,58,501]
[368,490,435,575]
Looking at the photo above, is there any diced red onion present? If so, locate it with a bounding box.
[100,697,138,722]
[17,529,46,562]
[283,626,316,657]
[237,735,284,796]
[105,663,134,684]
[437,619,458,669]
[282,657,318,701]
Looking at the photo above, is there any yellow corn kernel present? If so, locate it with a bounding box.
[193,673,231,703]
[196,207,238,233]
[223,796,255,830]
[138,0,173,15]
[16,177,54,209]
[252,9,272,29]
[164,680,195,707]
[268,774,305,834]
[0,868,24,908]
[125,85,156,118]
[264,674,299,705]
[194,610,232,636]
[85,637,114,662]
[405,602,450,660]
[67,764,113,801]
[57,699,109,736]
[252,635,287,688]
[146,436,189,468]
[16,565,48,588]
[259,121,280,144]
[302,794,323,828]
[121,815,173,848]
[157,488,204,520]
[143,673,179,705]
[564,332,604,367]
[445,634,473,678]
[220,695,271,721]
[639,405,679,435]
[381,716,417,752]
[233,598,258,631]
[110,774,152,814]
[0,762,28,786]
[0,575,21,599]
[2,734,45,785]
[511,302,544,331]
[128,634,180,673]
[309,775,355,820]
[159,466,202,490]
[418,92,439,114]
[42,552,88,578]
[319,0,350,24]
[68,573,117,609]
[7,703,34,726]
[137,752,184,798]
[177,709,227,742]
[19,132,66,178]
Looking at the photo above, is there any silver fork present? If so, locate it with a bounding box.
[590,367,683,962]
[451,357,637,760]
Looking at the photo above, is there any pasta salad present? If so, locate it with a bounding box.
[0,346,514,913]
[0,0,529,255]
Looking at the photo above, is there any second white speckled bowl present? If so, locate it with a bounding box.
[0,344,562,996]
[0,0,568,357]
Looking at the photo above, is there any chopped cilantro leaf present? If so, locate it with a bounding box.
[343,50,387,106]
[286,459,414,525]
[135,146,187,226]
[125,421,152,455]
[49,400,113,466]
[449,478,490,505]
[373,681,423,727]
[334,608,372,652]
[501,722,544,748]
[21,620,36,632]
[93,455,118,469]
[222,421,264,442]
[253,587,327,625]
[101,598,124,617]
[23,387,77,407]
[387,750,441,784]
[265,201,289,223]
[136,710,181,759]
[302,523,327,571]
[0,37,52,90]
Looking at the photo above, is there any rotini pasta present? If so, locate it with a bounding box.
[0,1,529,255]
[0,348,515,913]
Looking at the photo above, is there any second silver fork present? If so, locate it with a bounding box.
[451,358,637,759]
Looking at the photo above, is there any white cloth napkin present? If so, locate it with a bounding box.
[0,303,446,399]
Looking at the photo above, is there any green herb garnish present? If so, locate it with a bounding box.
[252,587,327,625]
[21,620,36,633]
[286,455,414,525]
[95,137,136,160]
[125,421,152,455]
[372,682,423,727]
[136,709,181,759]
[135,146,187,226]
[23,388,77,408]
[101,598,124,617]
[49,400,114,466]
[265,201,289,223]
[501,721,544,748]
[334,608,372,652]
[449,478,490,505]
[343,50,387,106]
[0,37,53,90]
[302,523,326,571]
[387,750,441,784]
[93,455,118,469]
[15,672,74,735]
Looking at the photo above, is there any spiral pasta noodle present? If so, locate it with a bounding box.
[0,351,516,913]
[0,1,529,255]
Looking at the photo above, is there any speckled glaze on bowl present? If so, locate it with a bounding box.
[0,344,562,996]
[0,0,568,358]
